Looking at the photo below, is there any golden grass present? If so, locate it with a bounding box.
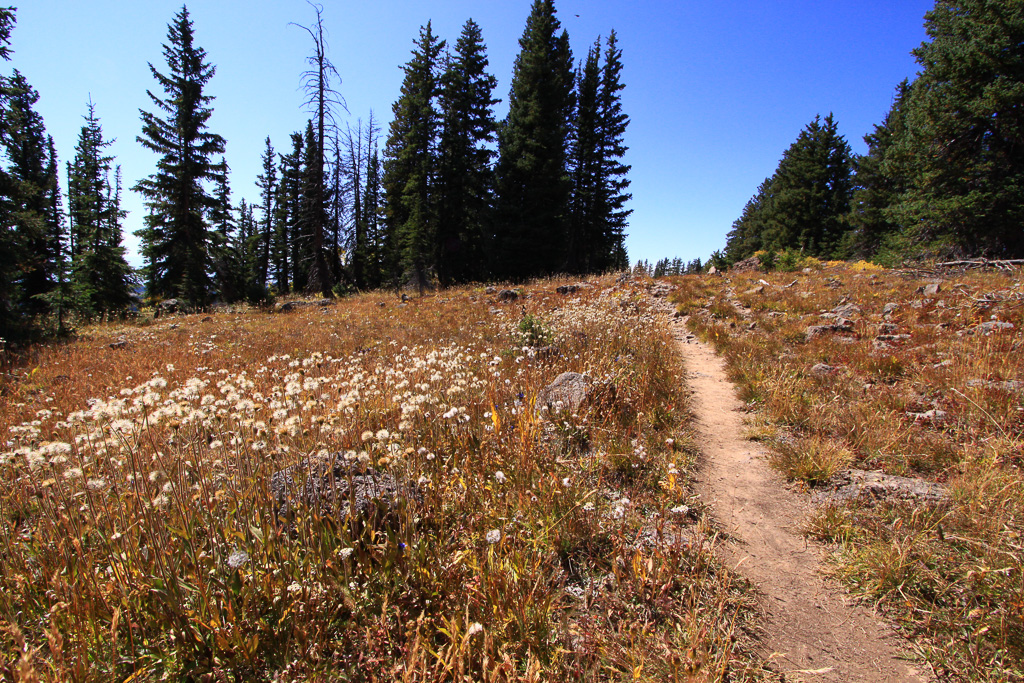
[0,277,765,681]
[672,264,1024,682]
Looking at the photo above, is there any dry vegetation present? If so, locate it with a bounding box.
[0,276,766,682]
[672,262,1024,682]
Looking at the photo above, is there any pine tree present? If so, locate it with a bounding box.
[3,70,62,319]
[595,30,632,271]
[890,0,1024,257]
[567,40,601,274]
[134,5,226,309]
[847,81,912,258]
[254,137,276,290]
[273,131,303,294]
[363,145,386,288]
[382,22,445,294]
[66,99,133,318]
[494,0,575,279]
[209,158,246,302]
[725,177,773,262]
[436,18,499,286]
[297,120,330,294]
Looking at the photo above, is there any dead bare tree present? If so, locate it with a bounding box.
[292,2,347,297]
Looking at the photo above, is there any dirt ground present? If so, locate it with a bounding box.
[658,299,931,682]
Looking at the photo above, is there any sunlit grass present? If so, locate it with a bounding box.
[0,276,765,681]
[672,265,1024,681]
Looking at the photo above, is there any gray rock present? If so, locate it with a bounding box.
[810,363,838,376]
[805,321,855,339]
[556,284,579,295]
[832,302,862,319]
[109,339,128,350]
[966,379,1024,391]
[271,455,419,527]
[814,469,949,506]
[882,302,899,317]
[497,289,518,302]
[744,285,764,295]
[875,333,912,342]
[919,282,942,296]
[277,300,311,313]
[878,322,899,334]
[536,372,614,414]
[975,321,1015,334]
[485,286,497,294]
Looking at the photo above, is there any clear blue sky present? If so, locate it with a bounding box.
[11,0,933,268]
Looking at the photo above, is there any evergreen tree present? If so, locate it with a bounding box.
[382,22,445,294]
[274,131,303,293]
[890,0,1024,257]
[724,177,773,262]
[494,0,574,279]
[436,18,499,285]
[134,5,226,308]
[66,99,134,318]
[567,39,602,274]
[847,81,912,258]
[254,136,276,290]
[595,30,632,271]
[363,145,386,288]
[728,114,852,261]
[3,70,62,319]
[209,158,247,302]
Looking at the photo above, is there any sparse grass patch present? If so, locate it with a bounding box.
[0,276,767,681]
[670,264,1024,681]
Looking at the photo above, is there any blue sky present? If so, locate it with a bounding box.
[10,0,934,268]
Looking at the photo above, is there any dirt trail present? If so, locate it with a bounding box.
[661,309,931,682]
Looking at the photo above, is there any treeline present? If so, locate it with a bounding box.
[0,0,631,339]
[724,0,1024,267]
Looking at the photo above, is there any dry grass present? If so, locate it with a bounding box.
[0,276,766,682]
[672,265,1024,682]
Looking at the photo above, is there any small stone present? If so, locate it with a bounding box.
[919,283,942,296]
[497,289,518,302]
[882,302,899,317]
[975,321,1015,334]
[556,284,579,295]
[109,339,128,350]
[810,363,838,376]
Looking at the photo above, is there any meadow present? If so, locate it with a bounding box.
[672,262,1023,682]
[0,277,764,682]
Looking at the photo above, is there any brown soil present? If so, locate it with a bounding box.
[663,309,932,682]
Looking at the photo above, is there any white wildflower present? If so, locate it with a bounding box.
[485,528,501,544]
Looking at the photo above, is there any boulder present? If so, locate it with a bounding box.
[918,282,942,296]
[810,363,838,376]
[497,289,518,302]
[974,321,1015,335]
[155,299,180,318]
[536,372,614,414]
[831,302,862,319]
[882,302,899,317]
[556,284,579,295]
[805,320,855,339]
[814,469,948,506]
[270,455,419,527]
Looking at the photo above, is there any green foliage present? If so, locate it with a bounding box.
[133,6,226,308]
[436,19,499,286]
[517,312,551,347]
[382,22,445,294]
[493,0,575,279]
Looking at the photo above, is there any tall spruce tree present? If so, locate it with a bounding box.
[567,40,602,274]
[847,81,913,259]
[66,99,134,318]
[595,31,631,271]
[436,18,499,286]
[889,0,1024,257]
[724,177,773,262]
[735,114,853,259]
[494,0,574,279]
[254,137,276,290]
[273,132,304,293]
[134,5,226,308]
[3,70,62,319]
[382,22,445,293]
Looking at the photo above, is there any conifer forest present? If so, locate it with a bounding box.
[0,1,632,339]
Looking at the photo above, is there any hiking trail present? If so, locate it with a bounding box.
[656,300,931,682]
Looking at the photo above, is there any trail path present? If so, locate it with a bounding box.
[659,305,930,682]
